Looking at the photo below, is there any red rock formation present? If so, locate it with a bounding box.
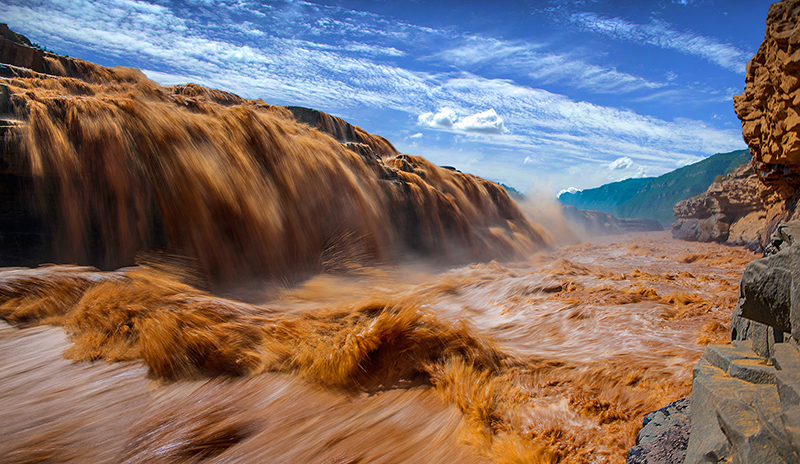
[734,0,800,188]
[675,0,800,249]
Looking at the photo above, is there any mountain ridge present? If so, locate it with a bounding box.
[558,149,750,224]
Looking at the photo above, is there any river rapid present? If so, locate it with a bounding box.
[0,231,754,463]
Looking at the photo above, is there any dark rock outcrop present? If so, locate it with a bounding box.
[682,222,800,463]
[626,398,691,464]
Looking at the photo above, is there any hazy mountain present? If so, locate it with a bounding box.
[558,149,750,224]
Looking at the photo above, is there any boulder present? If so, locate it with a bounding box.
[684,342,800,464]
[671,213,731,243]
[626,398,691,464]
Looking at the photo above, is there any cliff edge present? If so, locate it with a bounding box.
[674,0,800,250]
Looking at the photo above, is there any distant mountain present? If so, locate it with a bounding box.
[558,149,750,224]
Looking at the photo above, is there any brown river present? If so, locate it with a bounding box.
[0,231,754,464]
[0,69,757,463]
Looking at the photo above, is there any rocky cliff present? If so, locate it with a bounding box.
[734,0,800,187]
[674,0,800,249]
[672,162,787,247]
[634,4,800,463]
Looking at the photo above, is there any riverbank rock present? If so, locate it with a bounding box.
[683,341,800,464]
[672,162,789,250]
[672,213,731,243]
[626,398,691,464]
[680,221,800,463]
[674,0,800,249]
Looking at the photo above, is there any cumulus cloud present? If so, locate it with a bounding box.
[419,108,505,134]
[557,187,580,197]
[418,108,457,128]
[409,132,423,139]
[454,109,505,134]
[603,157,634,170]
[600,157,649,182]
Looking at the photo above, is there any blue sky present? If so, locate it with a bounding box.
[3,0,774,194]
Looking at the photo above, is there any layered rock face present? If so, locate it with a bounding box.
[734,0,800,186]
[672,163,785,247]
[675,0,800,249]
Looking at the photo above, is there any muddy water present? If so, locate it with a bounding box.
[0,231,754,463]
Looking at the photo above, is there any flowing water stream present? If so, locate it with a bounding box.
[0,68,756,463]
[0,232,754,463]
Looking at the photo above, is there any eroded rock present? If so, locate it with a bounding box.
[674,0,800,248]
[626,398,691,464]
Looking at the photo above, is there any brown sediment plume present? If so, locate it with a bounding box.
[0,38,758,463]
[0,232,756,463]
[0,65,547,283]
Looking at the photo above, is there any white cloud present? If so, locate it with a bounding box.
[418,108,457,129]
[409,132,423,139]
[603,157,633,170]
[558,187,580,197]
[453,109,505,134]
[570,13,750,73]
[419,108,506,134]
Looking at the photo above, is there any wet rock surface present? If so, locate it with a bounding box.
[681,221,800,463]
[626,398,691,464]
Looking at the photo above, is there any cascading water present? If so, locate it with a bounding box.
[0,60,755,463]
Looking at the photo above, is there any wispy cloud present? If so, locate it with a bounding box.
[435,36,663,94]
[4,0,746,193]
[570,13,750,73]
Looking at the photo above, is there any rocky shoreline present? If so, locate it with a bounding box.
[636,1,800,461]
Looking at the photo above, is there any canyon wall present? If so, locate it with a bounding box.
[674,0,800,249]
[649,3,800,463]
